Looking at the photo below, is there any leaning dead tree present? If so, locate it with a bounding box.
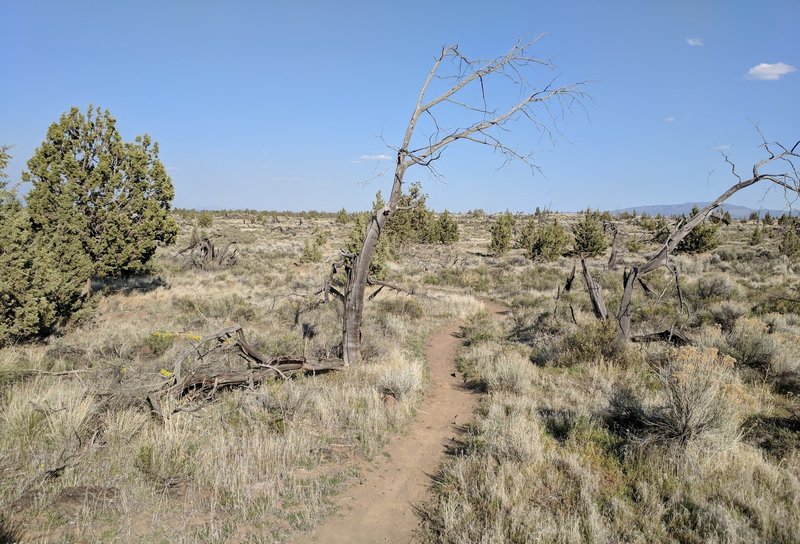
[583,137,800,342]
[329,37,586,365]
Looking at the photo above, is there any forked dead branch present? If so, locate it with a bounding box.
[580,138,800,342]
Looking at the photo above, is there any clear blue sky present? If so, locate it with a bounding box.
[1,0,798,212]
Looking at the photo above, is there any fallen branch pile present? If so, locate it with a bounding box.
[176,237,238,268]
[145,325,344,419]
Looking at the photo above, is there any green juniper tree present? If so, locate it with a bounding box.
[24,106,178,281]
[489,211,515,255]
[1,146,84,342]
[676,206,719,253]
[517,216,570,261]
[572,210,607,257]
[433,210,459,244]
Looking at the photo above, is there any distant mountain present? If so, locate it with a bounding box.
[612,202,793,220]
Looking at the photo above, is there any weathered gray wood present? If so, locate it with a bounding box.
[581,257,608,320]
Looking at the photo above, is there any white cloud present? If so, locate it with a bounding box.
[166,165,181,171]
[745,62,796,81]
[359,154,392,162]
[664,116,675,122]
[713,144,731,152]
[686,38,703,46]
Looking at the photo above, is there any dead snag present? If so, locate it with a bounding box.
[606,223,620,270]
[581,257,608,320]
[554,264,578,324]
[614,137,800,342]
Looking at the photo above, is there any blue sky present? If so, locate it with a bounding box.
[1,0,798,212]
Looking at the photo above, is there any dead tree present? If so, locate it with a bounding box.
[330,38,586,365]
[591,139,800,342]
[176,237,238,269]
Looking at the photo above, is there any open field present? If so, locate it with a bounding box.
[1,210,800,543]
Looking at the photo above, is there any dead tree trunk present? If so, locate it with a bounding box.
[607,223,620,270]
[331,39,586,365]
[581,257,608,320]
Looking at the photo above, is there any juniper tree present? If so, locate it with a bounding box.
[1,146,87,342]
[433,210,459,244]
[518,217,570,261]
[677,206,719,253]
[489,212,515,256]
[24,106,178,281]
[572,210,607,257]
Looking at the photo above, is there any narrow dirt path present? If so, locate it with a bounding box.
[291,301,508,544]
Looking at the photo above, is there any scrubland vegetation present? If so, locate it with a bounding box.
[1,202,799,543]
[0,211,481,543]
[418,212,800,543]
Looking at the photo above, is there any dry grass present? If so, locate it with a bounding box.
[0,212,484,543]
[3,212,800,543]
[418,215,800,544]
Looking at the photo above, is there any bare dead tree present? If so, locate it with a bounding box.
[611,138,800,341]
[329,38,587,365]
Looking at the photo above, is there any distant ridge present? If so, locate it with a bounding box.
[612,202,794,220]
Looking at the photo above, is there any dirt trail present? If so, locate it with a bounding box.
[291,301,507,544]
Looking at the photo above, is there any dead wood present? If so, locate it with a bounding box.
[581,257,608,320]
[176,237,237,269]
[631,329,691,346]
[160,324,345,400]
[607,223,620,270]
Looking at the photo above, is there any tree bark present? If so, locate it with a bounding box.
[581,257,608,320]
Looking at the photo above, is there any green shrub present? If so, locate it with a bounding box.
[572,210,607,257]
[197,211,213,228]
[334,207,350,224]
[301,228,330,263]
[558,319,621,366]
[779,227,800,260]
[488,212,515,256]
[750,226,764,246]
[431,210,459,244]
[677,208,719,253]
[517,217,570,261]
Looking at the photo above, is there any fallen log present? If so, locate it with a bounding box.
[178,358,345,395]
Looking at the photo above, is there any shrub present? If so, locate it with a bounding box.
[517,218,570,261]
[345,210,391,279]
[301,227,330,263]
[695,275,733,301]
[677,209,719,253]
[488,212,514,255]
[779,227,800,260]
[197,211,213,228]
[643,347,743,452]
[750,226,764,246]
[334,207,350,224]
[558,319,623,366]
[722,317,778,371]
[708,301,748,332]
[572,210,607,257]
[431,210,459,244]
[385,183,436,246]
